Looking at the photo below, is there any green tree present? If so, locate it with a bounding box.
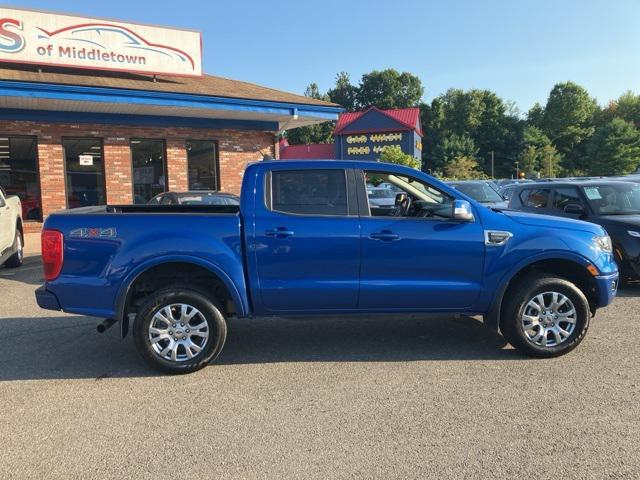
[517,126,557,178]
[585,118,640,175]
[443,156,485,180]
[611,91,640,127]
[356,69,423,109]
[379,145,421,169]
[527,103,546,129]
[422,88,523,177]
[327,72,358,111]
[429,133,478,173]
[518,146,541,177]
[540,82,598,173]
[285,83,335,145]
[540,145,563,177]
[522,125,551,148]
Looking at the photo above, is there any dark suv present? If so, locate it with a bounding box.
[509,181,640,282]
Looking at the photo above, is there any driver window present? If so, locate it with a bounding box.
[363,171,453,219]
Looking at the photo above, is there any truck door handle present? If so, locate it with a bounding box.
[369,230,400,241]
[265,227,295,238]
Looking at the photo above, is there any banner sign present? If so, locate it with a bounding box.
[0,7,202,76]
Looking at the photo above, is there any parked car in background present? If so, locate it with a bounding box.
[496,179,534,188]
[149,191,240,206]
[0,186,24,268]
[2,188,41,220]
[611,174,640,184]
[37,160,618,373]
[498,184,519,201]
[448,180,509,208]
[366,187,397,211]
[508,180,640,283]
[486,180,501,193]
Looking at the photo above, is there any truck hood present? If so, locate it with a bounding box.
[501,209,603,235]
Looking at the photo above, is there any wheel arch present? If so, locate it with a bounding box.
[486,252,599,332]
[115,255,248,338]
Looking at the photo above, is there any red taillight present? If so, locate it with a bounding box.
[42,229,64,281]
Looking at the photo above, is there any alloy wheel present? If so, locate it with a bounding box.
[521,291,577,347]
[147,303,210,362]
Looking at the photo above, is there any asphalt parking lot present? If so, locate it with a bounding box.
[1,254,639,480]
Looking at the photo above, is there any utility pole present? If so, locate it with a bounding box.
[547,151,553,178]
[490,151,495,179]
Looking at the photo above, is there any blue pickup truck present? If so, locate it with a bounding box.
[36,160,619,373]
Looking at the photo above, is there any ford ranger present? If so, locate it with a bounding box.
[36,160,619,373]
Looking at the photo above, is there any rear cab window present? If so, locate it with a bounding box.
[269,169,349,216]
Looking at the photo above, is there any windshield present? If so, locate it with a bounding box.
[452,183,503,203]
[581,184,640,215]
[176,194,239,206]
[367,188,396,199]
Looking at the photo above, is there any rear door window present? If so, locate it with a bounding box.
[270,169,348,216]
[521,188,551,209]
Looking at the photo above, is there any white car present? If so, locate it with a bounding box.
[0,186,24,268]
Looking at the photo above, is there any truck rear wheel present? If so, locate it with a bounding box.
[501,275,590,358]
[4,230,23,268]
[133,286,227,374]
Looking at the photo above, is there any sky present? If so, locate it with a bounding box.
[8,0,640,113]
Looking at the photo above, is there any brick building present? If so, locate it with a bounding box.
[0,12,341,232]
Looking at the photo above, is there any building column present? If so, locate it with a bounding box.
[166,140,188,191]
[104,136,133,204]
[37,135,66,218]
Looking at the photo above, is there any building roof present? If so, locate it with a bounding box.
[0,64,339,107]
[334,106,423,136]
[278,138,335,159]
[0,64,342,131]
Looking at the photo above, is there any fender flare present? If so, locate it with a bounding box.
[485,250,596,332]
[114,254,248,338]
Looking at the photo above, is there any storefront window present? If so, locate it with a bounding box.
[187,140,218,191]
[63,138,106,208]
[0,136,41,221]
[131,139,166,203]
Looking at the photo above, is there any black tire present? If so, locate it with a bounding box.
[4,230,23,268]
[133,286,227,374]
[501,275,590,358]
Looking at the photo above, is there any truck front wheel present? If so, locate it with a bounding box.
[501,275,590,358]
[133,287,227,374]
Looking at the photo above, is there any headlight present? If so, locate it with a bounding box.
[629,230,640,238]
[593,235,613,253]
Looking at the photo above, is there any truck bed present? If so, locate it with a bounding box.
[40,205,246,319]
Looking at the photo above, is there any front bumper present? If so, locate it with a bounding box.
[593,273,619,308]
[35,285,61,311]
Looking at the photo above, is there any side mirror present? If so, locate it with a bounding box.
[453,199,475,222]
[564,203,585,217]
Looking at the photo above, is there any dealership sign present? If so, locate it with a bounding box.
[0,7,202,76]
